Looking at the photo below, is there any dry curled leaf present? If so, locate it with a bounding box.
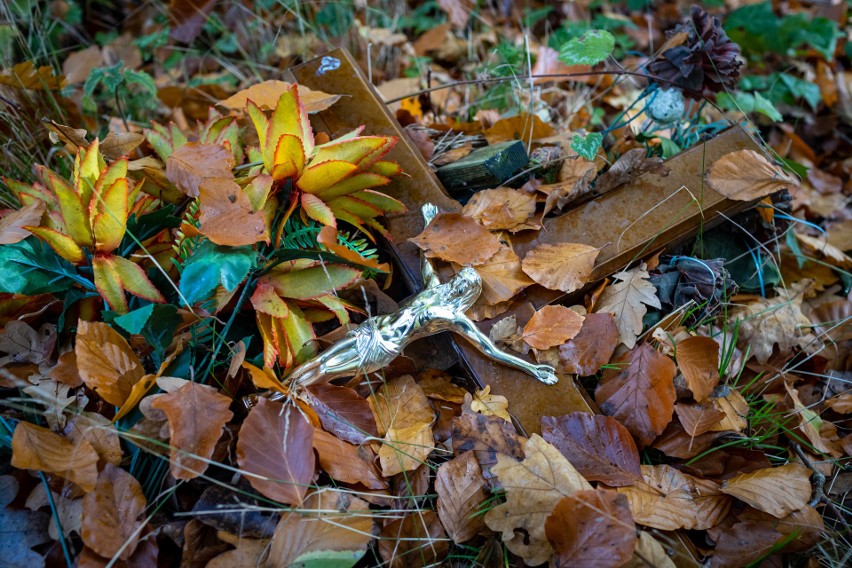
[311,429,385,489]
[410,212,501,265]
[522,305,585,350]
[705,149,798,201]
[484,113,556,145]
[0,201,45,245]
[545,490,637,568]
[461,187,537,231]
[165,142,235,198]
[197,177,270,247]
[721,463,812,518]
[594,264,661,349]
[470,385,510,422]
[11,421,99,492]
[305,382,378,445]
[595,343,676,448]
[436,452,489,543]
[795,232,852,269]
[149,382,233,481]
[484,434,592,566]
[81,463,146,559]
[521,242,599,293]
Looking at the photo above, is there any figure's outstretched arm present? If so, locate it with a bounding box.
[447,316,558,385]
[420,203,442,289]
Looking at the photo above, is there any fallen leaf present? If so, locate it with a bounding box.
[369,375,435,476]
[594,148,668,195]
[62,45,102,84]
[11,421,99,492]
[708,387,749,432]
[64,413,122,466]
[521,242,599,293]
[378,510,448,568]
[461,187,537,231]
[467,243,533,305]
[541,413,642,486]
[705,149,799,201]
[436,452,489,543]
[81,463,146,559]
[0,201,45,244]
[532,46,590,84]
[594,264,661,349]
[417,369,468,404]
[197,177,270,247]
[721,463,812,518]
[618,465,731,530]
[166,142,235,198]
[218,80,341,113]
[824,393,852,414]
[522,305,584,350]
[150,382,233,480]
[545,490,637,568]
[795,232,852,269]
[306,383,378,445]
[738,504,824,553]
[410,212,502,265]
[438,0,473,29]
[413,23,451,55]
[311,429,385,489]
[0,476,51,567]
[675,403,725,437]
[25,483,81,540]
[168,0,217,43]
[624,532,676,568]
[595,343,676,447]
[709,522,784,568]
[452,412,525,487]
[484,113,556,145]
[236,398,315,504]
[100,131,145,160]
[558,312,618,375]
[469,385,510,422]
[75,320,145,407]
[783,382,841,456]
[484,434,592,565]
[267,490,373,568]
[538,152,597,213]
[205,536,269,568]
[675,336,720,401]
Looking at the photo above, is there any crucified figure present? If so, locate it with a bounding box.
[257,203,557,404]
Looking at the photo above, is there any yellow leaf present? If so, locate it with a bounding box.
[267,85,314,161]
[25,226,85,264]
[300,192,336,227]
[721,463,812,518]
[270,133,306,181]
[296,160,359,196]
[110,255,165,305]
[593,264,661,349]
[470,385,511,422]
[91,177,129,253]
[705,149,799,201]
[369,375,435,476]
[92,255,128,313]
[242,361,289,395]
[113,374,157,422]
[522,242,599,294]
[219,80,341,113]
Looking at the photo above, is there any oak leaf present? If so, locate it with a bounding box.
[417,369,468,404]
[81,463,146,559]
[521,242,599,293]
[149,382,233,480]
[593,265,660,348]
[410,212,501,265]
[541,413,642,486]
[11,421,99,492]
[558,312,618,375]
[484,434,592,565]
[378,510,448,568]
[675,335,720,401]
[721,463,812,518]
[469,385,510,422]
[595,343,676,447]
[522,305,584,350]
[267,490,373,568]
[705,149,798,201]
[236,398,315,504]
[369,375,435,476]
[461,187,537,231]
[436,452,489,543]
[545,490,637,568]
[75,320,145,407]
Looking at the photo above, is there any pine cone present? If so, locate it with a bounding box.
[648,6,742,97]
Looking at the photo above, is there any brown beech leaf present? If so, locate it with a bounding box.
[197,177,270,247]
[522,305,584,350]
[484,113,556,145]
[311,429,385,489]
[204,535,268,568]
[484,434,592,566]
[81,463,146,559]
[268,490,373,568]
[75,320,145,407]
[545,490,637,568]
[705,149,799,201]
[594,148,668,195]
[594,265,660,349]
[218,80,341,113]
[461,187,537,231]
[0,201,44,244]
[721,463,812,518]
[795,232,852,269]
[11,421,99,492]
[452,412,525,486]
[710,523,783,568]
[410,212,501,265]
[436,452,489,544]
[541,413,642,486]
[64,413,122,466]
[738,505,824,553]
[417,369,468,404]
[378,510,448,568]
[624,532,676,568]
[675,403,725,437]
[651,421,718,460]
[521,242,599,293]
[538,152,597,214]
[675,336,720,401]
[166,142,235,198]
[369,375,435,477]
[617,465,731,530]
[467,243,533,305]
[708,387,749,432]
[149,382,233,480]
[100,131,145,160]
[306,383,378,445]
[559,312,618,375]
[595,343,676,448]
[236,398,315,505]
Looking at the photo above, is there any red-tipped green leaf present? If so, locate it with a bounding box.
[311,136,394,168]
[314,172,391,200]
[296,160,358,196]
[25,226,85,263]
[265,264,361,300]
[300,192,336,227]
[92,178,129,253]
[354,189,407,214]
[92,255,128,313]
[111,255,165,304]
[251,280,291,318]
[267,85,314,163]
[247,99,269,155]
[370,160,403,177]
[45,169,92,246]
[270,133,305,181]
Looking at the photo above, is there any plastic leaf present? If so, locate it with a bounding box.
[270,133,306,181]
[301,192,336,226]
[296,160,359,196]
[24,226,85,263]
[91,177,129,253]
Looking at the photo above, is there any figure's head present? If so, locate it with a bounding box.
[444,266,482,309]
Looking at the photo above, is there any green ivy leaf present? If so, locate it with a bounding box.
[571,132,603,161]
[113,304,155,335]
[558,30,615,66]
[0,237,79,295]
[179,240,256,305]
[752,91,783,122]
[292,549,366,568]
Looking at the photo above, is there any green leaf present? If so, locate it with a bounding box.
[778,73,822,110]
[292,549,366,568]
[558,30,615,66]
[0,237,79,295]
[142,305,182,364]
[113,304,155,335]
[179,240,256,305]
[571,132,603,161]
[658,138,681,159]
[752,91,782,122]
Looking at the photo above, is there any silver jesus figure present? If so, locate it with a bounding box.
[259,203,557,403]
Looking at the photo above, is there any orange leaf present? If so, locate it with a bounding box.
[674,402,725,437]
[0,201,44,244]
[378,510,448,568]
[522,305,584,350]
[81,463,146,559]
[705,149,799,201]
[410,212,502,265]
[150,382,233,480]
[483,113,555,144]
[595,343,676,447]
[241,361,289,395]
[311,429,385,489]
[521,242,599,293]
[197,177,270,246]
[436,451,489,543]
[236,398,315,504]
[218,80,341,113]
[75,319,145,406]
[675,336,720,402]
[306,382,379,445]
[11,421,98,492]
[721,463,813,518]
[166,142,235,198]
[461,187,537,231]
[465,243,533,305]
[25,225,85,264]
